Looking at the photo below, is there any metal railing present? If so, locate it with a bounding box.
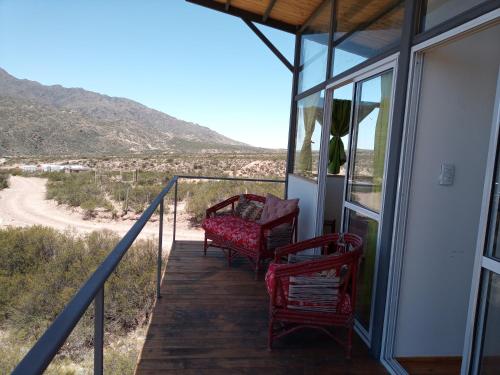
[12,174,285,375]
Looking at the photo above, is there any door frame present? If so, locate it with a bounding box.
[381,9,500,375]
[462,65,500,375]
[316,56,399,346]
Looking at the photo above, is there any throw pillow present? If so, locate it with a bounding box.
[258,194,299,224]
[240,201,264,221]
[234,195,251,217]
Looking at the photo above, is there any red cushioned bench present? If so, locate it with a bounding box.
[202,194,299,276]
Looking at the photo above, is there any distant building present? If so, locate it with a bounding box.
[20,165,38,173]
[40,164,65,172]
[65,164,90,173]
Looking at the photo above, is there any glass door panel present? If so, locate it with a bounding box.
[467,69,500,374]
[345,210,379,329]
[342,67,394,340]
[347,70,393,213]
[477,271,500,374]
[485,157,500,259]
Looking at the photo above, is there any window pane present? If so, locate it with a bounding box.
[422,0,487,31]
[294,91,324,180]
[347,70,393,212]
[331,0,404,77]
[328,83,354,176]
[484,135,500,260]
[479,271,500,374]
[298,1,332,92]
[346,209,379,331]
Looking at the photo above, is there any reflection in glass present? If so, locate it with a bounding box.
[328,84,353,175]
[331,0,404,77]
[298,1,332,92]
[478,271,500,374]
[484,139,500,260]
[347,70,393,212]
[346,209,379,331]
[294,91,324,180]
[422,0,487,31]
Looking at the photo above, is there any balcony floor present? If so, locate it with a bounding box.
[135,240,387,374]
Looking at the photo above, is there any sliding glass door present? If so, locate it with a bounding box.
[318,59,396,346]
[342,68,395,342]
[466,70,500,374]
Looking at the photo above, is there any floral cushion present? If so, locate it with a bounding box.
[265,262,352,314]
[202,215,261,251]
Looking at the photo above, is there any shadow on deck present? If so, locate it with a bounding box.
[135,240,387,374]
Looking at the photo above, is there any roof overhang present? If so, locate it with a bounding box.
[185,0,329,33]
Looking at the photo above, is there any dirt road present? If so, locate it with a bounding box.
[0,176,203,241]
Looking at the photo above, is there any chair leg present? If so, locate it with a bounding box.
[254,256,260,280]
[203,235,208,256]
[346,326,353,360]
[268,317,274,351]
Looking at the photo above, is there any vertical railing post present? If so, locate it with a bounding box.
[157,198,164,299]
[173,179,178,243]
[94,287,104,375]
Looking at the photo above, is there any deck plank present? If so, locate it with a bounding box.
[136,241,386,374]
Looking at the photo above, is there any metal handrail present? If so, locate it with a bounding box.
[12,174,285,375]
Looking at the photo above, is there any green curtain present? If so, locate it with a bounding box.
[328,99,351,174]
[297,92,322,174]
[373,72,392,187]
[328,99,379,175]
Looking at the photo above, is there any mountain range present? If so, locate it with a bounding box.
[0,68,252,156]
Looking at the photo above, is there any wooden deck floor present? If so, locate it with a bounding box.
[135,241,387,374]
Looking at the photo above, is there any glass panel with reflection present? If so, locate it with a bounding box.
[345,209,379,332]
[331,0,404,77]
[294,91,324,180]
[478,270,500,374]
[298,1,332,93]
[347,70,393,213]
[421,0,487,31]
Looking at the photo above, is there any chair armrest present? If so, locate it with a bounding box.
[274,233,359,261]
[205,195,239,218]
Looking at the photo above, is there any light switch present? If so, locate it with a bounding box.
[439,163,455,186]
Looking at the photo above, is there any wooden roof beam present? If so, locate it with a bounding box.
[263,0,278,22]
[186,0,298,34]
[299,0,331,34]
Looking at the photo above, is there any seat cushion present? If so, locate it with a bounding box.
[265,262,352,314]
[202,215,261,251]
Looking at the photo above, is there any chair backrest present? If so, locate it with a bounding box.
[242,194,266,204]
[273,234,362,314]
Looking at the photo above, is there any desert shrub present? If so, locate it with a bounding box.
[0,226,158,373]
[47,172,110,208]
[0,172,9,190]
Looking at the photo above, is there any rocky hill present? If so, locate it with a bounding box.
[0,68,251,156]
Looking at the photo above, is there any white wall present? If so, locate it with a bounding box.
[394,25,500,357]
[287,174,318,241]
[324,175,345,233]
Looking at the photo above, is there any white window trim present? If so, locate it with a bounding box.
[381,10,500,375]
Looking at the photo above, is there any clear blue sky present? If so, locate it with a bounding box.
[0,0,295,148]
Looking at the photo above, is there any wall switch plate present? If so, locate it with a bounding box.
[439,163,455,186]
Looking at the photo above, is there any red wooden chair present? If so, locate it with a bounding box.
[202,194,299,276]
[265,233,363,358]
